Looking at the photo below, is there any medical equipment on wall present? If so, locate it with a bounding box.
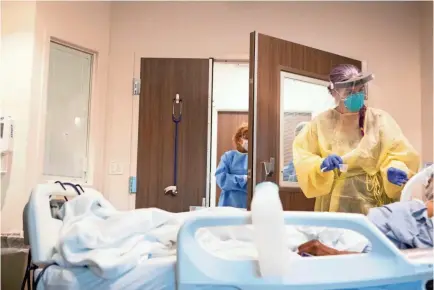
[0,115,14,153]
[164,94,183,196]
[1,116,14,174]
[251,182,290,278]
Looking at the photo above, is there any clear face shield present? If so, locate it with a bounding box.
[331,73,374,97]
[330,73,375,112]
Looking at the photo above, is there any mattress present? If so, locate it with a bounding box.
[35,256,176,290]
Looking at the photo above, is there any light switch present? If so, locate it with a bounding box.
[109,162,123,175]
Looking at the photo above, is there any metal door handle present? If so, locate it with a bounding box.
[262,157,275,181]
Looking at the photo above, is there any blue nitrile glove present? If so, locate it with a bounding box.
[387,167,408,186]
[320,155,343,172]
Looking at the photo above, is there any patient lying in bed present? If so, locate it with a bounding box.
[46,169,431,282]
[50,193,370,280]
[298,171,434,256]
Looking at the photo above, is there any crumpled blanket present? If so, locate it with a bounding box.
[53,191,243,279]
[53,192,369,279]
[365,200,433,252]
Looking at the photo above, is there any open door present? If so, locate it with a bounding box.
[136,58,213,212]
[247,33,362,211]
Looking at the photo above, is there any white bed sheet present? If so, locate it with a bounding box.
[36,256,176,290]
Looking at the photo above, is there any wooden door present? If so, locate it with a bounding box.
[247,33,361,211]
[136,58,212,212]
[215,111,248,204]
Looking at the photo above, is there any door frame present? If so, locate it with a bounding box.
[210,109,249,207]
[209,60,249,207]
[210,100,218,207]
[247,32,259,204]
[205,58,214,207]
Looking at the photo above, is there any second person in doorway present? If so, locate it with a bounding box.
[216,123,248,209]
[283,121,308,182]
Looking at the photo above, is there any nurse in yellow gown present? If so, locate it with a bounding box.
[293,64,420,214]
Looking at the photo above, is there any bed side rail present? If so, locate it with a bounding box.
[177,211,433,289]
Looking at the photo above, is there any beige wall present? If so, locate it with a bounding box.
[105,1,424,210]
[1,1,111,232]
[420,1,433,164]
[1,1,38,230]
[1,1,431,231]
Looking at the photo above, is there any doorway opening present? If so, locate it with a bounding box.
[210,61,249,207]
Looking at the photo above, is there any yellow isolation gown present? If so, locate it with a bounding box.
[293,107,420,214]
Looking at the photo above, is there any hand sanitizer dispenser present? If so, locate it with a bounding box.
[0,116,14,153]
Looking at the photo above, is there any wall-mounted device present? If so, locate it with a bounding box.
[0,116,14,153]
[129,176,137,194]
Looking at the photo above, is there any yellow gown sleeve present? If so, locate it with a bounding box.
[378,112,421,199]
[293,122,334,198]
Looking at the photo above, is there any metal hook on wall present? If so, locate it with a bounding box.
[172,93,183,123]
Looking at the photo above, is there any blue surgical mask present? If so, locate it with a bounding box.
[242,140,248,151]
[344,92,365,112]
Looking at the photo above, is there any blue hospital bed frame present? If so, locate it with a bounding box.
[177,211,433,290]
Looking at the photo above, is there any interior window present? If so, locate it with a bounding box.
[43,42,93,182]
[279,72,334,188]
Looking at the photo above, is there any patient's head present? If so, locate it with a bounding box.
[294,122,308,137]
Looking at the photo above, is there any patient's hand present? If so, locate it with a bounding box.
[298,240,357,256]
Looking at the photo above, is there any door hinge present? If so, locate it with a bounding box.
[132,78,141,96]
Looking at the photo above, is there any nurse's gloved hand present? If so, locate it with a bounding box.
[320,155,343,172]
[387,168,408,186]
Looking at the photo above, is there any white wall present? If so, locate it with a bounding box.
[1,1,38,230]
[213,63,249,111]
[1,1,111,233]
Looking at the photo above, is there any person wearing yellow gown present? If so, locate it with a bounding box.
[293,64,420,214]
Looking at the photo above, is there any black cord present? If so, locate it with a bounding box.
[52,181,68,201]
[54,181,66,190]
[63,182,82,195]
[20,249,32,290]
[75,184,85,194]
[33,263,57,290]
[21,250,38,290]
[53,181,85,196]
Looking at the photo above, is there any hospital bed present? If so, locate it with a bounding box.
[23,181,433,290]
